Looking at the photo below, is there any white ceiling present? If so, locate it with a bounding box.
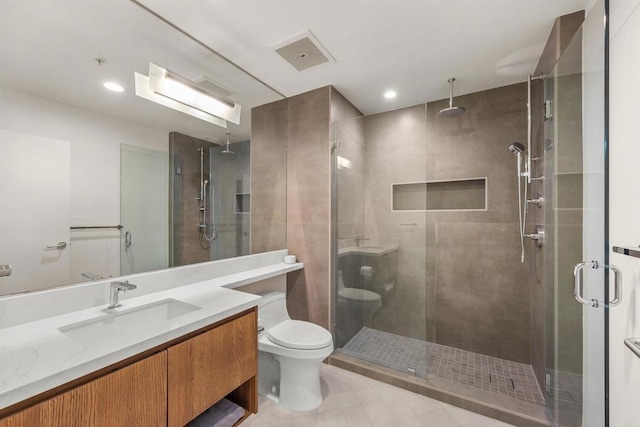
[0,0,282,143]
[139,0,590,115]
[0,0,590,142]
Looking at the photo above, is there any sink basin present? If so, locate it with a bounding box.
[59,299,201,345]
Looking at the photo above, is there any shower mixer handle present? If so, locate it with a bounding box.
[527,196,544,207]
[524,225,544,248]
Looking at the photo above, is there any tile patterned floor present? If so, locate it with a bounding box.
[242,364,515,427]
[338,328,545,406]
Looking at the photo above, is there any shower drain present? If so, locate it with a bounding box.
[489,373,517,390]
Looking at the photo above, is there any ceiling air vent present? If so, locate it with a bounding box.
[273,31,335,72]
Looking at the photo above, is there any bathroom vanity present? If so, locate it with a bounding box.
[0,309,256,427]
[0,250,303,426]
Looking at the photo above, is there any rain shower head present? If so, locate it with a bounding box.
[509,142,525,155]
[221,132,234,154]
[438,77,466,118]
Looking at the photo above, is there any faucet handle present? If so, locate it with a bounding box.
[112,280,137,291]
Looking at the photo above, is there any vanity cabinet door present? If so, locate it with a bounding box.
[167,310,257,427]
[0,351,167,427]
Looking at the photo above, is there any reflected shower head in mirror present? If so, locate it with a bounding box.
[438,77,466,118]
[509,142,525,155]
[221,132,234,154]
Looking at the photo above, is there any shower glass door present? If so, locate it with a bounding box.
[332,108,429,376]
[544,1,607,425]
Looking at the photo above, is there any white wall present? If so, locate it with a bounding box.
[0,88,168,287]
[609,0,640,425]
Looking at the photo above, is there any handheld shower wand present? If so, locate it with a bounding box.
[509,143,527,263]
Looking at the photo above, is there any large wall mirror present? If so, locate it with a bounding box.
[0,0,286,296]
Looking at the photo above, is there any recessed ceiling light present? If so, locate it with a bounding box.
[384,90,397,99]
[103,82,124,93]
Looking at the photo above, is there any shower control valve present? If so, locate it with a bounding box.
[524,225,544,248]
[526,195,544,208]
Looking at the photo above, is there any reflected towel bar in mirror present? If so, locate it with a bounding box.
[613,246,640,259]
[625,338,640,359]
[70,225,124,230]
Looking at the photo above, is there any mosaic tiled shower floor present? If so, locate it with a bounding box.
[338,327,545,406]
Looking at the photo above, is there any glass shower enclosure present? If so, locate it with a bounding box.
[169,132,250,267]
[331,3,609,424]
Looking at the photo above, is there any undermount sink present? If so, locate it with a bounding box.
[59,299,201,345]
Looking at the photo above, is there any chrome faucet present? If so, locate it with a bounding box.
[108,280,137,309]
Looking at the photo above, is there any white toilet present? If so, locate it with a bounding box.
[337,270,382,325]
[257,292,334,412]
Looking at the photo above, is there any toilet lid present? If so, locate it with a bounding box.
[267,320,333,350]
[338,288,381,303]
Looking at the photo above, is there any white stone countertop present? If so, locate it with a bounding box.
[0,262,303,411]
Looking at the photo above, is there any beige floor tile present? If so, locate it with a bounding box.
[317,390,362,412]
[355,388,384,406]
[269,403,313,423]
[400,391,446,414]
[445,405,492,425]
[414,408,461,427]
[267,409,349,427]
[244,398,273,425]
[342,406,374,427]
[241,364,515,427]
[461,419,515,427]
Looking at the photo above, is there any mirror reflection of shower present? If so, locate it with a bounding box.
[197,146,216,243]
[221,132,234,154]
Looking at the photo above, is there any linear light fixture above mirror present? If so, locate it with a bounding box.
[134,63,242,128]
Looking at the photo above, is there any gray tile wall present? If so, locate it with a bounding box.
[362,105,429,342]
[426,83,531,363]
[250,99,288,254]
[286,87,333,326]
[251,86,361,329]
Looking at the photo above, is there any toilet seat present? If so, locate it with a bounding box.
[338,288,381,303]
[267,320,333,350]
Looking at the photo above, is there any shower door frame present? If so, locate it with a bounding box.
[543,0,610,425]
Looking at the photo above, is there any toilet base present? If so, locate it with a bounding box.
[258,351,327,412]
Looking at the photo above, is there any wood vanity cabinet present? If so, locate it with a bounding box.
[0,352,167,427]
[168,309,258,426]
[0,308,258,427]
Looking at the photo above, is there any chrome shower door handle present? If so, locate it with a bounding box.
[45,241,67,250]
[608,264,622,307]
[573,261,622,308]
[124,231,132,248]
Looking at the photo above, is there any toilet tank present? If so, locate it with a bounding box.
[257,292,290,329]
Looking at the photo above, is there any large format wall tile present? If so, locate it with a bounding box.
[426,83,531,363]
[435,222,531,363]
[250,99,288,254]
[252,86,361,328]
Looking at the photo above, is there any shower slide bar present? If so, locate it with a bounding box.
[70,225,123,230]
[526,74,544,184]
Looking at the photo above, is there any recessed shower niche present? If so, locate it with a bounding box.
[391,178,487,211]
